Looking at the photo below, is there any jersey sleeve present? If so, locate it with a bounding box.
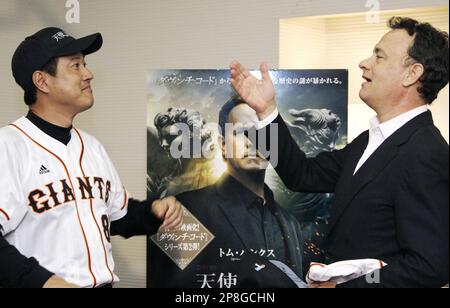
[0,135,28,236]
[98,144,129,222]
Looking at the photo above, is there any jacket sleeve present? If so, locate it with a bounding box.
[261,114,349,193]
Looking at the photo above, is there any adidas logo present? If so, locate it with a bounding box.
[39,165,50,175]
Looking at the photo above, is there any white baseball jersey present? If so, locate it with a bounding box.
[0,117,129,288]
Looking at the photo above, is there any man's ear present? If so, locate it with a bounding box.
[32,71,51,94]
[403,63,424,87]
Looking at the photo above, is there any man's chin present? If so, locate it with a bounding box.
[79,100,94,113]
[359,90,369,104]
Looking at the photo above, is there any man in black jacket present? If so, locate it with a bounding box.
[148,99,305,288]
[230,16,449,288]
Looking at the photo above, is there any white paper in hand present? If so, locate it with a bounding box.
[306,259,387,284]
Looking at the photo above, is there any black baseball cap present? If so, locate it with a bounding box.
[11,27,103,91]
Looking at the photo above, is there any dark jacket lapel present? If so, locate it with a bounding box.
[324,111,434,239]
[214,176,256,251]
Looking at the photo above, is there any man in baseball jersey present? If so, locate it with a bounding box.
[0,27,183,288]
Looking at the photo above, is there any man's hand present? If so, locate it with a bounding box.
[308,281,337,288]
[152,196,183,231]
[43,275,79,288]
[229,60,276,120]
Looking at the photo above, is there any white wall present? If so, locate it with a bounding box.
[1,0,448,288]
[280,6,449,142]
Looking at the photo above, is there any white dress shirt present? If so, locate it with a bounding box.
[256,105,429,174]
[353,105,428,174]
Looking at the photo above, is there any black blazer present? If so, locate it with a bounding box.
[271,110,449,288]
[147,175,304,288]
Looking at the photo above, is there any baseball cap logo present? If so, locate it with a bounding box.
[52,31,70,42]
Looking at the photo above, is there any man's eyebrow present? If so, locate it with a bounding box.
[374,47,387,56]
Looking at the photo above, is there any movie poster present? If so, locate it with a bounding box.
[146,69,348,287]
